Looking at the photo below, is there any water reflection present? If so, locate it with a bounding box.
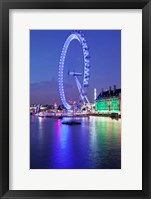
[30,116,121,169]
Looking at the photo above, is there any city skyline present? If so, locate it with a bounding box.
[30,30,121,104]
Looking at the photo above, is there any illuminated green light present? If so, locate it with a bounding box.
[96,100,108,111]
[96,98,120,114]
[110,98,119,112]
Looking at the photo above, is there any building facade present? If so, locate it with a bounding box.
[95,85,121,115]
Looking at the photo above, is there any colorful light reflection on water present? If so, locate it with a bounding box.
[30,116,121,169]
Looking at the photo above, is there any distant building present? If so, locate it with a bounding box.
[95,85,121,115]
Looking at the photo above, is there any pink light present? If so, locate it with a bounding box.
[57,119,61,127]
[57,119,61,137]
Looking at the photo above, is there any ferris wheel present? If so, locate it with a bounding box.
[58,30,90,110]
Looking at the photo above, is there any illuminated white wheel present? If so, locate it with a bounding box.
[58,30,90,110]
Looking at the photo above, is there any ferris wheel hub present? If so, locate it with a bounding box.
[68,71,82,76]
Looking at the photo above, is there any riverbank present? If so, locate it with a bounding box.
[31,112,121,119]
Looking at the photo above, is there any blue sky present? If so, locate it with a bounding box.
[30,30,121,105]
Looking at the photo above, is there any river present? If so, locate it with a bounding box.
[30,116,121,169]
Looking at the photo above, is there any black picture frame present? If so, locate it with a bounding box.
[0,0,150,198]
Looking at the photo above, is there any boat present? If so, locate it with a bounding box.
[62,120,81,125]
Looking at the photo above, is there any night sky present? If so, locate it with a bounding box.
[30,30,121,105]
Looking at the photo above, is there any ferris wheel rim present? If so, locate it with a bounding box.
[58,30,90,110]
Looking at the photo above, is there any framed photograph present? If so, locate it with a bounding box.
[0,0,150,198]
